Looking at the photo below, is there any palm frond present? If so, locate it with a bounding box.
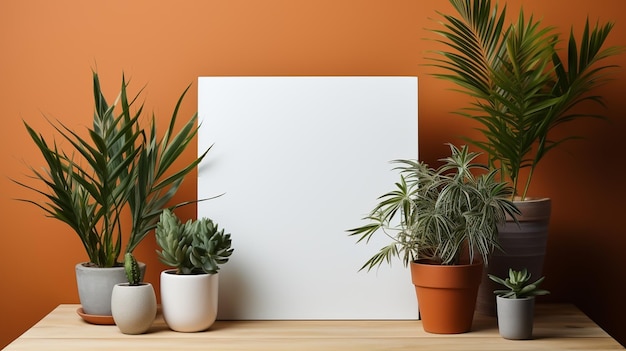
[427,0,623,199]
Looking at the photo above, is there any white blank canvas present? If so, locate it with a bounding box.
[198,76,418,319]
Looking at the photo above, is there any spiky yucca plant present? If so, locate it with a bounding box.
[156,209,233,275]
[14,71,208,267]
[428,0,623,199]
[348,144,519,270]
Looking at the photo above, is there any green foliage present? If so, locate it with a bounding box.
[155,209,233,275]
[489,268,550,299]
[13,71,208,267]
[348,144,519,271]
[428,0,623,199]
[124,253,141,286]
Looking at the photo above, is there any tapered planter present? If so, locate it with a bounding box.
[477,198,551,316]
[160,269,219,332]
[410,259,483,334]
[75,262,146,316]
[111,283,157,334]
[496,295,535,339]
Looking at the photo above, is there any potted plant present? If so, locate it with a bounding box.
[427,0,623,315]
[110,253,157,334]
[348,144,519,334]
[489,268,549,340]
[13,71,208,318]
[156,209,234,332]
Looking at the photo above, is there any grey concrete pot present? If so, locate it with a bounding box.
[496,295,535,340]
[75,262,146,316]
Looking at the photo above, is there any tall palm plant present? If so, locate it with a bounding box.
[15,71,208,267]
[428,0,623,199]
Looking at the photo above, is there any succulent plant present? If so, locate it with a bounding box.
[156,209,233,275]
[489,268,550,299]
[124,253,141,286]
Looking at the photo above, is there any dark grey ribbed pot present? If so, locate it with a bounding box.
[476,198,551,316]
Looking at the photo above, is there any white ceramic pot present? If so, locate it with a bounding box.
[496,295,535,340]
[75,263,146,316]
[111,283,157,334]
[160,269,219,332]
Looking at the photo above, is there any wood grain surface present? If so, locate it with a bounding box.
[3,304,623,350]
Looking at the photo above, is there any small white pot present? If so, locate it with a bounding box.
[160,269,219,332]
[496,295,535,340]
[111,283,157,334]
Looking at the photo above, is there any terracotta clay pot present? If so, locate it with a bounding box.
[410,259,483,334]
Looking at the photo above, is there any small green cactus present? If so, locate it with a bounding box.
[489,268,550,299]
[156,209,233,275]
[124,253,141,286]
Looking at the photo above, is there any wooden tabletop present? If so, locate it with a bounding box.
[3,304,623,350]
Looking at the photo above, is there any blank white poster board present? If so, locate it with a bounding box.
[198,77,418,319]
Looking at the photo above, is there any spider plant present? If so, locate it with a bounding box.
[14,71,208,267]
[427,0,623,199]
[347,144,519,270]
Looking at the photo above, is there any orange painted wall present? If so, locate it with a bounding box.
[1,0,625,348]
